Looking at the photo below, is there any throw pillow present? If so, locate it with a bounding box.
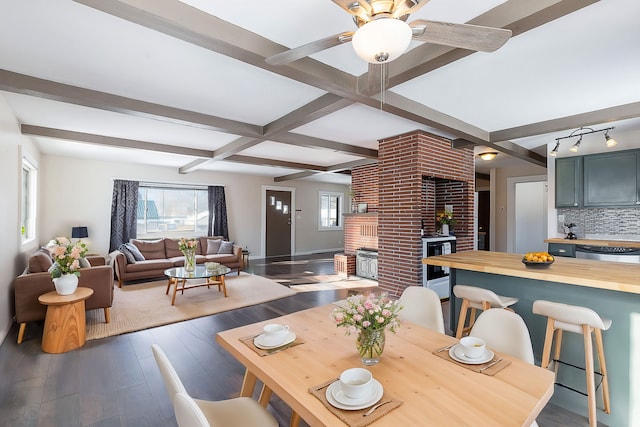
[118,244,137,264]
[124,242,145,261]
[79,257,91,268]
[28,247,53,273]
[218,241,235,254]
[207,239,222,255]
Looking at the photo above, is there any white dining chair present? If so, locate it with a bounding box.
[151,344,278,427]
[470,308,534,364]
[398,286,445,334]
[470,309,539,426]
[453,284,519,338]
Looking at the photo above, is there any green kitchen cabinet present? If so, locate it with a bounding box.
[583,150,640,207]
[555,157,581,208]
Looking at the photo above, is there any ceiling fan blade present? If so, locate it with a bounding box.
[392,0,431,19]
[410,20,511,52]
[265,32,354,66]
[330,0,372,23]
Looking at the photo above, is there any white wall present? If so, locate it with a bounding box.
[39,155,347,259]
[0,95,41,342]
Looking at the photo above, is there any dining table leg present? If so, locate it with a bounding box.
[239,369,258,397]
[258,385,272,407]
[289,411,301,427]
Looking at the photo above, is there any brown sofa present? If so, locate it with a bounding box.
[111,236,244,287]
[14,248,114,344]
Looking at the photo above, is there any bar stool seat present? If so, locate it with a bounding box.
[532,300,611,427]
[453,284,519,338]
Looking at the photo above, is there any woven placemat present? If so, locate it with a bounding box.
[432,345,511,376]
[239,334,305,356]
[309,378,402,427]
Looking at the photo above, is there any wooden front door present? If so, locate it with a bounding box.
[265,190,292,257]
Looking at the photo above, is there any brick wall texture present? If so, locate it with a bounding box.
[344,130,474,298]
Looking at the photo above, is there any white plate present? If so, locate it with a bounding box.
[253,332,296,350]
[326,379,384,410]
[449,344,495,365]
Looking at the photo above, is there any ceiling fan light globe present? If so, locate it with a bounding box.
[352,18,412,63]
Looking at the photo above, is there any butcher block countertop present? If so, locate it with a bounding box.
[422,250,640,294]
[545,238,640,248]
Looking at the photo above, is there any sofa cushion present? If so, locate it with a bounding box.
[199,236,226,255]
[205,253,238,264]
[118,244,137,264]
[125,243,145,261]
[131,239,165,260]
[79,257,91,268]
[124,259,174,273]
[164,238,183,258]
[28,247,53,273]
[207,239,222,255]
[218,241,235,254]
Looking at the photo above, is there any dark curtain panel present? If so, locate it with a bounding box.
[109,180,139,252]
[208,186,229,239]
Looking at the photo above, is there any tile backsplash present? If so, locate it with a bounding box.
[557,208,640,239]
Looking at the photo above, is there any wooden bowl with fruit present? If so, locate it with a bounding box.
[522,251,555,267]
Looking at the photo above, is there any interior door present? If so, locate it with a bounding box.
[514,181,547,253]
[265,190,292,257]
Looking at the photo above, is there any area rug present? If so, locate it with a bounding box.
[86,273,296,340]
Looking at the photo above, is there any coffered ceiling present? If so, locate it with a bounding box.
[1,0,639,183]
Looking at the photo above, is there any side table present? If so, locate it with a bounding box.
[38,287,93,354]
[242,249,250,270]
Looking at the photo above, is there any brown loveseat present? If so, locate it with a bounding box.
[111,236,244,287]
[14,248,114,344]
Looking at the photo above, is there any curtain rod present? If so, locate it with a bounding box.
[111,178,225,188]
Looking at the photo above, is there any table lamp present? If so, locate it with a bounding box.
[71,226,88,241]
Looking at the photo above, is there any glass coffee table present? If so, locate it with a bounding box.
[164,264,231,305]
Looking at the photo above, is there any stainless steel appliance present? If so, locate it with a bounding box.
[422,235,456,299]
[356,249,378,280]
[575,245,640,264]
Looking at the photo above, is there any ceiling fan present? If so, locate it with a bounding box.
[266,0,512,66]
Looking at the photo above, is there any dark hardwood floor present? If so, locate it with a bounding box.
[0,252,601,426]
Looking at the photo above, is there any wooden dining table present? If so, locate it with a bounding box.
[216,304,554,427]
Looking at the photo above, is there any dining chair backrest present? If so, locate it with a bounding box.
[174,393,211,427]
[470,308,535,364]
[398,286,445,334]
[151,343,188,400]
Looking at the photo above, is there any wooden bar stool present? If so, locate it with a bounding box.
[532,300,611,427]
[452,285,519,338]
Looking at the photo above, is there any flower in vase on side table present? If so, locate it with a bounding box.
[331,292,402,365]
[48,237,88,295]
[178,238,198,272]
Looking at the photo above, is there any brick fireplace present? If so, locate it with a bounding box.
[340,130,474,297]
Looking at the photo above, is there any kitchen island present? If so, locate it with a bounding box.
[423,251,640,427]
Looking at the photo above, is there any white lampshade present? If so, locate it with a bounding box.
[352,18,412,63]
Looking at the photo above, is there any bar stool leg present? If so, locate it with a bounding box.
[583,325,597,427]
[552,329,563,376]
[594,328,611,414]
[541,318,555,369]
[456,299,470,338]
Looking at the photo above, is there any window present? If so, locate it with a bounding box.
[319,191,343,230]
[137,184,209,238]
[21,158,37,242]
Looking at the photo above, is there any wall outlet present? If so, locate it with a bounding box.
[558,214,565,223]
[445,204,453,212]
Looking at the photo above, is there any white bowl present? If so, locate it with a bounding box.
[460,336,486,359]
[339,368,373,399]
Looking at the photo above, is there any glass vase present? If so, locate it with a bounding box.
[356,328,386,366]
[183,249,196,272]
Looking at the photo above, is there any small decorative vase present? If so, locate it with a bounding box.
[356,328,386,366]
[183,249,196,272]
[441,224,449,236]
[53,273,79,295]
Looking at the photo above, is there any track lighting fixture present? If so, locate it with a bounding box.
[604,131,617,147]
[550,126,617,157]
[569,136,582,153]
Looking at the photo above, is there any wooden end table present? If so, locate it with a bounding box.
[38,287,93,354]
